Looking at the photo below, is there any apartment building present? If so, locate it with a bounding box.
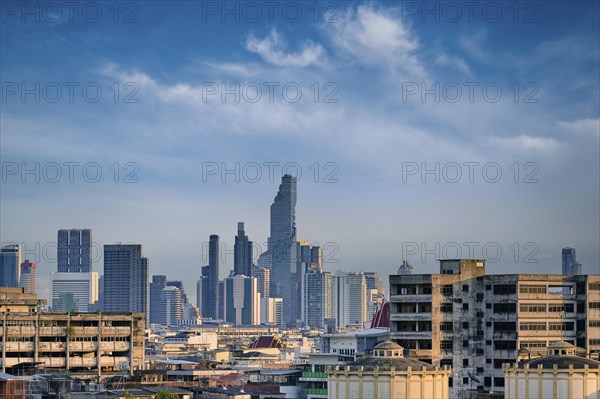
[0,287,144,380]
[389,259,600,397]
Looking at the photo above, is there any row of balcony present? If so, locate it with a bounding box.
[0,341,130,352]
[1,326,131,336]
[0,356,129,368]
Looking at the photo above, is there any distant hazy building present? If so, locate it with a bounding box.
[303,269,331,329]
[166,280,189,305]
[234,222,253,277]
[223,275,260,325]
[160,285,183,328]
[0,244,21,287]
[57,229,92,272]
[331,271,368,329]
[150,275,167,325]
[397,260,415,275]
[562,247,582,275]
[19,260,36,293]
[261,297,283,326]
[201,235,220,319]
[252,265,270,299]
[51,271,98,312]
[103,244,149,319]
[268,175,298,326]
[257,250,272,270]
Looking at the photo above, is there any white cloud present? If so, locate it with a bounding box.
[558,118,600,138]
[325,4,424,78]
[245,29,325,68]
[490,135,559,152]
[435,53,472,76]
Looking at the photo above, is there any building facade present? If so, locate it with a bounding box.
[0,244,21,287]
[223,275,260,325]
[149,275,167,325]
[303,270,331,329]
[57,229,92,273]
[268,174,297,326]
[103,244,149,320]
[234,222,253,277]
[51,272,98,312]
[331,271,368,329]
[389,259,600,398]
[201,235,220,319]
[562,247,582,275]
[160,285,183,328]
[19,260,36,293]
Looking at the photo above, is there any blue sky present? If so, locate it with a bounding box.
[1,1,599,301]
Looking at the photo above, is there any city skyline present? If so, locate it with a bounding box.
[1,2,598,301]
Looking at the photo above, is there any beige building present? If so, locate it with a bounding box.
[327,341,451,399]
[503,341,600,399]
[0,287,144,380]
[389,259,600,397]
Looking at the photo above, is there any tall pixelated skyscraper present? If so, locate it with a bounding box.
[268,175,298,325]
[201,235,219,319]
[19,260,36,293]
[234,222,253,277]
[57,229,92,272]
[0,244,21,287]
[562,247,582,275]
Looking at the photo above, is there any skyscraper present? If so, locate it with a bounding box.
[150,275,167,325]
[19,260,36,293]
[331,271,368,329]
[252,265,270,299]
[234,222,253,277]
[201,235,219,319]
[166,280,189,305]
[562,247,582,275]
[51,271,98,312]
[57,229,92,272]
[223,275,260,325]
[268,174,297,325]
[303,269,331,329]
[0,244,21,287]
[160,285,183,327]
[103,244,149,319]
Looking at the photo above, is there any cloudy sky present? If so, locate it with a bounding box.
[1,1,599,301]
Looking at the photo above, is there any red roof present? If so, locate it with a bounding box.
[248,335,283,349]
[370,300,390,328]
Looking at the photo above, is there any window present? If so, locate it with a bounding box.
[590,302,600,309]
[440,341,453,351]
[440,322,453,332]
[462,303,469,311]
[494,377,505,387]
[476,367,484,373]
[589,320,600,327]
[486,359,492,364]
[590,339,600,346]
[548,322,574,331]
[476,293,484,302]
[486,303,492,309]
[486,322,492,327]
[463,359,469,366]
[493,284,517,295]
[520,322,546,331]
[589,283,600,291]
[521,340,546,348]
[442,285,453,295]
[486,340,492,345]
[441,303,453,313]
[463,340,469,348]
[494,341,516,350]
[462,322,469,329]
[484,377,492,386]
[486,285,492,290]
[493,303,516,313]
[440,359,453,367]
[494,359,513,369]
[462,284,469,292]
[520,303,546,313]
[463,377,469,385]
[548,285,572,295]
[495,322,516,331]
[548,304,574,313]
[519,285,545,294]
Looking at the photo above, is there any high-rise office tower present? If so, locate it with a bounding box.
[562,247,582,275]
[0,244,21,287]
[201,235,219,319]
[160,286,183,328]
[57,229,92,272]
[234,222,253,277]
[19,260,36,293]
[166,280,189,305]
[103,244,149,319]
[303,269,331,329]
[252,265,270,299]
[150,275,167,325]
[331,271,368,329]
[268,174,297,325]
[51,271,98,312]
[223,275,260,325]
